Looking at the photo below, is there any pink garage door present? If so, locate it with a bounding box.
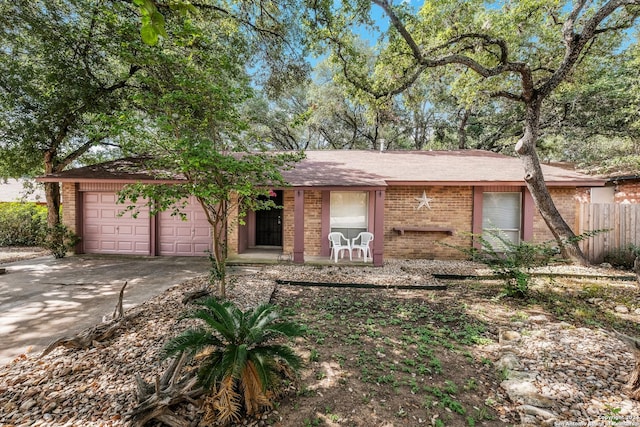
[83,192,150,255]
[158,196,212,256]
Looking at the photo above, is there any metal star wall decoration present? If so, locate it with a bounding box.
[415,190,433,210]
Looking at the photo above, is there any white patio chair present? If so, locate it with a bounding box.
[328,232,352,262]
[351,232,374,262]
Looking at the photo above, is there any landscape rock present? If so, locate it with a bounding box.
[501,379,554,407]
[495,353,520,371]
[528,315,549,323]
[519,404,557,419]
[499,330,521,343]
[0,258,639,425]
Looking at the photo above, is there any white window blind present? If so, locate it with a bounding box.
[482,192,521,248]
[330,192,368,239]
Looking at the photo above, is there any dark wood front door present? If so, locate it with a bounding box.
[255,191,283,246]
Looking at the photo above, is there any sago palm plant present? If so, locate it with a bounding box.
[162,297,304,424]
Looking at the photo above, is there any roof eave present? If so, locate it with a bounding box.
[386,180,606,187]
[36,177,185,184]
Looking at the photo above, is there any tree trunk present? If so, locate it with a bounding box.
[43,150,64,251]
[199,197,227,298]
[613,330,640,400]
[43,150,62,228]
[44,181,61,228]
[515,102,589,266]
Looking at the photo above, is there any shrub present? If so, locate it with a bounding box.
[44,224,79,259]
[0,203,47,246]
[472,232,562,298]
[162,298,304,424]
[604,244,640,269]
[444,231,562,298]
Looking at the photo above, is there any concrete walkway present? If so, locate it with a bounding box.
[0,254,209,366]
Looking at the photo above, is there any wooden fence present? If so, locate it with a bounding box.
[577,203,640,264]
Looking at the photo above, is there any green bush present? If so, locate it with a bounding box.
[44,223,79,259]
[445,230,604,298]
[0,203,47,246]
[467,231,562,298]
[603,244,640,269]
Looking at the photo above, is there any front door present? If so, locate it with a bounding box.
[255,191,283,246]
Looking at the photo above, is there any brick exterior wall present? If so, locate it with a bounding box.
[61,182,78,234]
[282,190,294,255]
[615,182,640,203]
[575,188,591,204]
[62,182,584,260]
[532,187,580,243]
[303,191,322,256]
[281,190,323,257]
[227,197,239,256]
[384,186,473,260]
[280,185,584,261]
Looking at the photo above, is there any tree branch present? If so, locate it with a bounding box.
[57,135,107,171]
[540,0,640,97]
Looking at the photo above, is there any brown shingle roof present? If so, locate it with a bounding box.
[38,150,604,187]
[282,150,603,187]
[38,157,184,183]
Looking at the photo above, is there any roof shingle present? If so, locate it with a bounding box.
[38,150,604,187]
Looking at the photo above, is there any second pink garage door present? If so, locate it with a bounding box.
[158,196,212,256]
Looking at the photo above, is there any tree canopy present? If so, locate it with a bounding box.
[299,0,640,263]
[0,0,308,239]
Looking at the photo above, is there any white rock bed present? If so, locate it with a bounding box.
[0,274,277,427]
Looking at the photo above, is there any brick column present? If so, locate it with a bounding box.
[293,189,305,263]
[373,189,385,266]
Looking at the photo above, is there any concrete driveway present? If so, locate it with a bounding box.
[0,254,210,366]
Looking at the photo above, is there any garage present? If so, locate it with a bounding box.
[158,196,212,256]
[82,192,151,255]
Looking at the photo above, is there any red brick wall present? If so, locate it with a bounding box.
[282,190,294,255]
[384,186,473,259]
[281,189,322,257]
[303,191,322,256]
[227,197,239,256]
[615,182,640,203]
[575,188,591,204]
[532,187,580,243]
[61,182,78,234]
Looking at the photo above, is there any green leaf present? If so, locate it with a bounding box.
[140,23,159,46]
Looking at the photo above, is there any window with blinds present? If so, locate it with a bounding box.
[330,191,368,240]
[482,192,522,250]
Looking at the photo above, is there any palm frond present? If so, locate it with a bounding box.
[254,344,304,372]
[248,351,278,391]
[247,304,279,330]
[222,343,249,379]
[161,328,220,359]
[212,375,241,424]
[197,351,225,389]
[240,360,272,415]
[245,305,304,345]
[201,392,219,425]
[258,321,305,342]
[185,297,242,342]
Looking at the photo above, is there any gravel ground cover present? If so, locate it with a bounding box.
[0,247,49,264]
[0,259,639,426]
